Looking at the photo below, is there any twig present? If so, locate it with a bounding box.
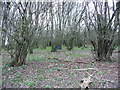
[75,61,88,64]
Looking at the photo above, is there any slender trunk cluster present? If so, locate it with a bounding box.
[85,1,119,61]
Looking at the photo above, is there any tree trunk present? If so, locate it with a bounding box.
[10,44,28,67]
[91,39,115,61]
[66,37,74,51]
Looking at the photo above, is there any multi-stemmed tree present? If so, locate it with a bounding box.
[1,2,48,66]
[84,1,120,61]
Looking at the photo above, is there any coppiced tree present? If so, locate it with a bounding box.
[1,2,47,66]
[84,1,120,61]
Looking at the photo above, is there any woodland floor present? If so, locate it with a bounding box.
[1,48,119,88]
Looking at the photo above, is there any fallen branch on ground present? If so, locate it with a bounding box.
[80,75,91,88]
[79,68,115,88]
[75,61,88,64]
[86,72,115,83]
[74,68,98,71]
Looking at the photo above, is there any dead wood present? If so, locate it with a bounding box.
[74,68,98,71]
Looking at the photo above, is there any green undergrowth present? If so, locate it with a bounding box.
[49,59,59,63]
[34,45,93,52]
[24,81,35,87]
[73,45,93,50]
[49,67,64,72]
[85,64,94,68]
[48,55,59,59]
[27,56,45,62]
[44,85,51,88]
[2,63,10,70]
[67,52,90,58]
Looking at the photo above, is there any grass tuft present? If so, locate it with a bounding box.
[27,81,35,87]
[44,85,51,88]
[27,56,45,62]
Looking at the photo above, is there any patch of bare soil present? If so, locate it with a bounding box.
[2,50,119,88]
